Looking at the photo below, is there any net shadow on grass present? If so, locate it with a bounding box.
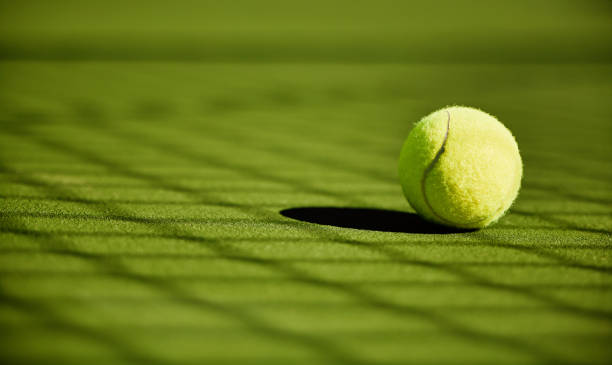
[280,207,470,234]
[1,121,601,364]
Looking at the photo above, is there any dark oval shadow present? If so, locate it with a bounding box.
[280,207,470,234]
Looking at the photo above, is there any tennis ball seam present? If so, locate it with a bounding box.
[420,109,508,227]
[420,110,456,226]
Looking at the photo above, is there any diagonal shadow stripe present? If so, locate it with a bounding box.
[0,125,595,364]
[0,212,369,365]
[155,116,612,236]
[511,209,612,235]
[171,111,612,201]
[5,122,611,278]
[8,101,612,354]
[0,211,573,365]
[207,123,612,224]
[96,120,612,269]
[0,211,291,226]
[2,266,612,292]
[3,244,611,271]
[0,286,169,365]
[187,113,612,219]
[4,193,612,217]
[3,226,610,252]
[522,181,612,207]
[0,193,246,207]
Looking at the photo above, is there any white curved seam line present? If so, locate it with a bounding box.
[421,110,457,226]
[421,110,511,227]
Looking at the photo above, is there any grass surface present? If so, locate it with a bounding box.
[1,1,612,365]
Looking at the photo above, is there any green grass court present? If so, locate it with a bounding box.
[1,1,611,364]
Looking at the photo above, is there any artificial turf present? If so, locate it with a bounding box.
[1,1,612,365]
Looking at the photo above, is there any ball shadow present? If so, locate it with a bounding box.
[280,207,470,234]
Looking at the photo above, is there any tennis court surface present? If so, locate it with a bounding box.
[1,1,611,364]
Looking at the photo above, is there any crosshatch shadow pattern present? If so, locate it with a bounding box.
[1,60,612,365]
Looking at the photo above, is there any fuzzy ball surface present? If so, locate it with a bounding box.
[398,106,522,229]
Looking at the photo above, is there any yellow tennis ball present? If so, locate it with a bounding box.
[398,106,522,229]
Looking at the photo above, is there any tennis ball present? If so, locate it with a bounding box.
[398,106,522,229]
